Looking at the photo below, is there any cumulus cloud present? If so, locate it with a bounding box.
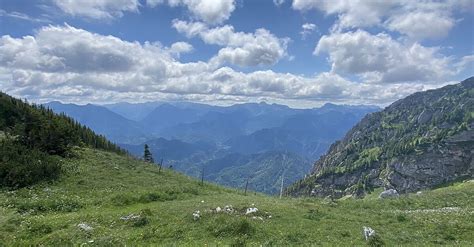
[53,0,140,19]
[147,0,235,24]
[172,20,290,67]
[0,24,459,107]
[315,30,452,83]
[168,41,194,58]
[292,0,467,40]
[300,23,318,39]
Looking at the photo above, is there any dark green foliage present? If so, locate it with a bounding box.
[0,139,60,188]
[367,234,385,247]
[143,144,154,163]
[0,91,125,156]
[0,91,126,188]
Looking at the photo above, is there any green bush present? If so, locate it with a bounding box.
[0,140,61,188]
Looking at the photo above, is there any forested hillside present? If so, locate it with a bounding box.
[0,92,124,188]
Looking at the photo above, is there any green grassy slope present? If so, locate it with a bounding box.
[1,148,473,246]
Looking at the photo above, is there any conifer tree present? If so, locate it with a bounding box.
[144,144,154,163]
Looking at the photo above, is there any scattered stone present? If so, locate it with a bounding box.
[120,214,140,221]
[224,205,234,213]
[77,223,93,231]
[193,210,201,221]
[201,200,205,203]
[246,207,258,215]
[416,191,423,196]
[215,206,222,213]
[362,226,375,240]
[379,189,399,199]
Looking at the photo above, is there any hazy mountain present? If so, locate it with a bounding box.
[288,77,474,198]
[120,137,216,161]
[46,100,380,194]
[207,151,312,195]
[103,102,163,121]
[225,109,377,160]
[45,101,146,144]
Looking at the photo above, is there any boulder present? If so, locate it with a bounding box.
[379,189,399,199]
[362,226,375,240]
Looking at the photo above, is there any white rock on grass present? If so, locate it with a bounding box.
[193,210,201,221]
[215,207,222,213]
[379,189,399,199]
[245,207,258,215]
[77,223,93,231]
[224,205,234,213]
[362,226,375,240]
[120,214,140,221]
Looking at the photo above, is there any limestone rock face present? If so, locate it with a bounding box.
[288,77,474,198]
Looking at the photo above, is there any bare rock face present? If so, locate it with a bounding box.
[287,77,474,198]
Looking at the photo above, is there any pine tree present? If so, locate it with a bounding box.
[144,144,154,163]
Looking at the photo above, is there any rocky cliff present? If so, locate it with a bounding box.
[287,77,474,198]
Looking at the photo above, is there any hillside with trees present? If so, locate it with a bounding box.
[0,92,125,188]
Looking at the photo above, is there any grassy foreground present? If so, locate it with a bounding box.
[0,148,473,246]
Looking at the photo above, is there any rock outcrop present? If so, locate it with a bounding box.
[287,77,474,198]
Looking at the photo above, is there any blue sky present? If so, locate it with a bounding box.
[0,0,473,107]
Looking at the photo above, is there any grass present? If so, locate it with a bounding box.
[0,148,473,246]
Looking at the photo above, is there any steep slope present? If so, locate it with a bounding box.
[1,148,473,245]
[288,77,474,198]
[207,151,312,195]
[0,92,124,188]
[45,102,145,144]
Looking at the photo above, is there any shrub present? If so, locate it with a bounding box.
[0,140,61,188]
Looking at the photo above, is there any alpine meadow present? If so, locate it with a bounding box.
[0,0,473,246]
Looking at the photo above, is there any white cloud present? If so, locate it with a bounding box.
[292,0,395,31]
[292,0,466,40]
[148,0,235,24]
[53,0,140,19]
[315,30,452,83]
[0,24,459,107]
[454,54,474,74]
[300,23,318,39]
[168,41,194,58]
[173,20,290,67]
[0,9,50,23]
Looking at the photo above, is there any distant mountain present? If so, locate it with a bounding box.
[45,100,380,194]
[288,77,474,198]
[225,109,376,160]
[207,151,312,195]
[45,102,145,144]
[141,103,212,135]
[120,137,216,161]
[103,101,163,121]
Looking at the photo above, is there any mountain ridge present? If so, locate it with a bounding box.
[287,77,474,198]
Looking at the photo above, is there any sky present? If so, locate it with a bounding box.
[0,0,473,108]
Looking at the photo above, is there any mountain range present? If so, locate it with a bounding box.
[45,100,379,194]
